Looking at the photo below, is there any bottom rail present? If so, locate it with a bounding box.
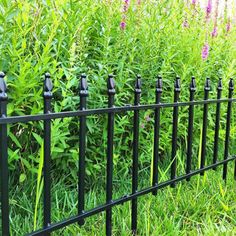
[28,156,236,236]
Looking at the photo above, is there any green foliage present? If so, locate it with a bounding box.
[8,166,236,235]
[1,0,236,185]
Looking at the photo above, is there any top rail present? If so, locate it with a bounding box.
[0,98,235,124]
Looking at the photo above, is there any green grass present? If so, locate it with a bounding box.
[10,163,236,235]
[1,0,236,182]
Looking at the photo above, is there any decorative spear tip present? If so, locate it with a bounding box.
[174,76,181,91]
[43,73,53,98]
[0,71,5,78]
[44,73,53,92]
[217,78,223,90]
[229,78,234,91]
[80,74,88,90]
[190,76,196,91]
[107,74,116,94]
[135,75,142,91]
[45,72,50,79]
[0,72,7,100]
[108,74,114,81]
[79,74,88,97]
[156,76,163,93]
[0,73,6,92]
[81,73,86,79]
[205,77,211,91]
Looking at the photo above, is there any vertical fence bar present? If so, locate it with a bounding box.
[171,77,181,188]
[223,79,234,181]
[152,76,162,195]
[0,72,9,236]
[131,75,141,235]
[106,74,115,236]
[200,78,210,175]
[213,78,222,170]
[43,73,53,234]
[186,77,196,181]
[78,74,88,226]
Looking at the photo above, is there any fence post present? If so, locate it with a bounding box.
[131,75,141,235]
[223,78,234,181]
[171,77,181,188]
[152,76,162,195]
[213,78,222,170]
[78,74,88,225]
[106,74,115,236]
[186,77,196,181]
[200,78,210,175]
[0,72,9,236]
[43,73,53,235]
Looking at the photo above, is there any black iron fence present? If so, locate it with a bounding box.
[0,72,235,236]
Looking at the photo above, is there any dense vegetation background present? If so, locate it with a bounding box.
[0,0,236,235]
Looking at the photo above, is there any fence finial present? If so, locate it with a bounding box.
[0,72,7,101]
[79,74,88,97]
[229,78,234,91]
[44,73,53,98]
[107,74,115,95]
[135,75,142,93]
[174,76,181,92]
[204,77,211,91]
[156,76,163,93]
[217,78,223,90]
[190,77,196,91]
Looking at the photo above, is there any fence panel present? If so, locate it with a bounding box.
[0,72,235,236]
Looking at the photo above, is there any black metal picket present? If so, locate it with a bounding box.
[0,72,235,236]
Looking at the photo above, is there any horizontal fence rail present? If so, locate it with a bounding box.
[0,72,235,236]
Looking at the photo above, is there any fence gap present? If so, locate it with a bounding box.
[186,77,196,181]
[200,78,210,175]
[152,76,162,195]
[131,75,141,235]
[213,78,223,170]
[171,76,181,188]
[223,79,234,181]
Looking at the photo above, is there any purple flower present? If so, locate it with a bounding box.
[226,20,231,32]
[206,0,212,20]
[120,0,130,29]
[120,21,126,30]
[123,0,130,10]
[192,0,197,5]
[182,19,189,28]
[202,43,210,60]
[145,115,151,122]
[212,0,219,37]
[123,5,128,13]
[211,27,218,37]
[141,123,145,129]
[137,0,141,4]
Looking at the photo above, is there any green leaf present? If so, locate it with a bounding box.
[9,132,22,148]
[32,132,43,145]
[19,173,26,183]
